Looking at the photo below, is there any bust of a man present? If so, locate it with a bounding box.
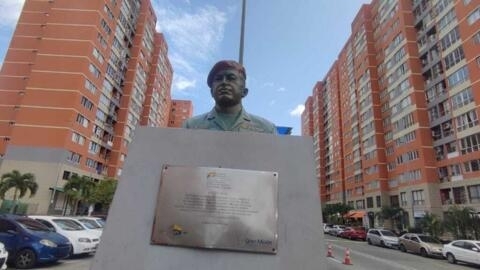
[182,60,276,134]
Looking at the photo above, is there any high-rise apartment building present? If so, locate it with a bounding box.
[168,99,193,128]
[302,0,480,227]
[0,0,173,214]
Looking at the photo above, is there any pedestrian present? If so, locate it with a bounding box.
[182,60,277,134]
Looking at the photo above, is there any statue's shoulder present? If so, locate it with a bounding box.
[183,112,211,128]
[246,113,276,133]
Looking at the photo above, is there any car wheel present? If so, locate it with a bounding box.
[420,248,428,257]
[400,244,406,252]
[367,238,372,245]
[15,249,36,269]
[446,253,456,264]
[380,240,385,247]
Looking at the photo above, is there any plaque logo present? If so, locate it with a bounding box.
[171,224,187,236]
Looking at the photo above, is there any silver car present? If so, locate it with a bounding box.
[366,229,399,248]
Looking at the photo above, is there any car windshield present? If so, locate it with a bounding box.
[17,218,51,232]
[96,219,105,227]
[380,230,396,236]
[419,235,441,243]
[53,219,85,231]
[79,219,101,229]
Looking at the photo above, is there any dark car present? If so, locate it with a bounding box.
[0,214,71,269]
[339,227,366,240]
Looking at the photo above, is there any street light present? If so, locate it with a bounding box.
[239,0,246,65]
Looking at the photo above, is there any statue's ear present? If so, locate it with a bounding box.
[242,88,248,97]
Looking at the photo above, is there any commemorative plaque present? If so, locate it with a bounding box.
[151,165,278,254]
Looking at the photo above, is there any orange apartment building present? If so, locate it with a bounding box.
[168,99,193,128]
[302,0,480,228]
[0,0,173,214]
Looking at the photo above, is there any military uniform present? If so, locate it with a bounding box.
[183,108,277,134]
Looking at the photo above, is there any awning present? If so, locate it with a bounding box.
[49,186,64,192]
[347,210,366,219]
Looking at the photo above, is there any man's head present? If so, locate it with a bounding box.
[207,60,248,110]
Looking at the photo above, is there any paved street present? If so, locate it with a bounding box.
[323,234,479,270]
[6,255,93,270]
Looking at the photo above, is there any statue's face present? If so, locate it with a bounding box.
[210,69,247,108]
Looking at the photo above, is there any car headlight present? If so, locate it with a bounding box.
[40,239,58,247]
[78,238,92,243]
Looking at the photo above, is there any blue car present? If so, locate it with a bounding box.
[0,214,71,269]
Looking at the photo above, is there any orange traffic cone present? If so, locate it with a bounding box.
[343,248,352,265]
[326,243,334,257]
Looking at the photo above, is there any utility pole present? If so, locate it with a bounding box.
[239,0,246,65]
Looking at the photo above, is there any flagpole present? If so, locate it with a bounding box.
[239,0,246,65]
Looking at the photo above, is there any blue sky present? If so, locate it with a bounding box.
[0,0,370,135]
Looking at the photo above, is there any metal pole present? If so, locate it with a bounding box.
[239,0,246,65]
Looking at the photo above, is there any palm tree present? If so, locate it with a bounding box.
[63,175,96,215]
[0,170,38,213]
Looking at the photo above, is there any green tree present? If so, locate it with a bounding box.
[0,170,38,213]
[443,206,477,239]
[90,178,118,213]
[63,175,96,215]
[322,203,353,224]
[418,212,443,238]
[375,206,404,229]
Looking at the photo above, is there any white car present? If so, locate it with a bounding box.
[443,240,480,266]
[29,216,100,256]
[75,216,106,229]
[0,242,8,270]
[330,225,346,236]
[366,228,399,248]
[72,217,103,238]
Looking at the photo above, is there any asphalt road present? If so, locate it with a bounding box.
[323,234,480,270]
[7,254,93,270]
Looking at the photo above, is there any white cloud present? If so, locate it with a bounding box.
[276,87,286,92]
[289,104,305,117]
[263,82,274,87]
[173,75,196,91]
[152,2,228,93]
[269,100,276,106]
[0,0,24,27]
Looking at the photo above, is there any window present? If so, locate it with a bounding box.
[92,48,104,64]
[66,151,81,164]
[467,7,480,25]
[366,197,374,208]
[84,79,97,94]
[444,46,465,70]
[88,141,100,154]
[71,132,85,145]
[468,185,480,203]
[97,33,107,49]
[451,87,474,110]
[400,192,407,206]
[460,132,480,154]
[464,159,480,172]
[412,190,425,205]
[376,196,382,207]
[89,64,101,78]
[76,114,89,128]
[456,110,479,132]
[447,66,469,88]
[81,97,93,110]
[440,27,460,51]
[100,19,112,35]
[62,171,71,180]
[86,158,97,169]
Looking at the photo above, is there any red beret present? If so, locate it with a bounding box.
[207,60,246,87]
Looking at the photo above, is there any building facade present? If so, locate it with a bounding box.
[167,99,193,128]
[302,0,480,227]
[0,0,173,214]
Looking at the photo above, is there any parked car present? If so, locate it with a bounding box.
[75,216,105,229]
[442,240,480,266]
[399,233,443,257]
[0,242,8,270]
[323,223,334,234]
[29,215,99,256]
[66,217,102,239]
[330,225,346,236]
[366,228,399,248]
[0,214,71,269]
[339,227,366,240]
